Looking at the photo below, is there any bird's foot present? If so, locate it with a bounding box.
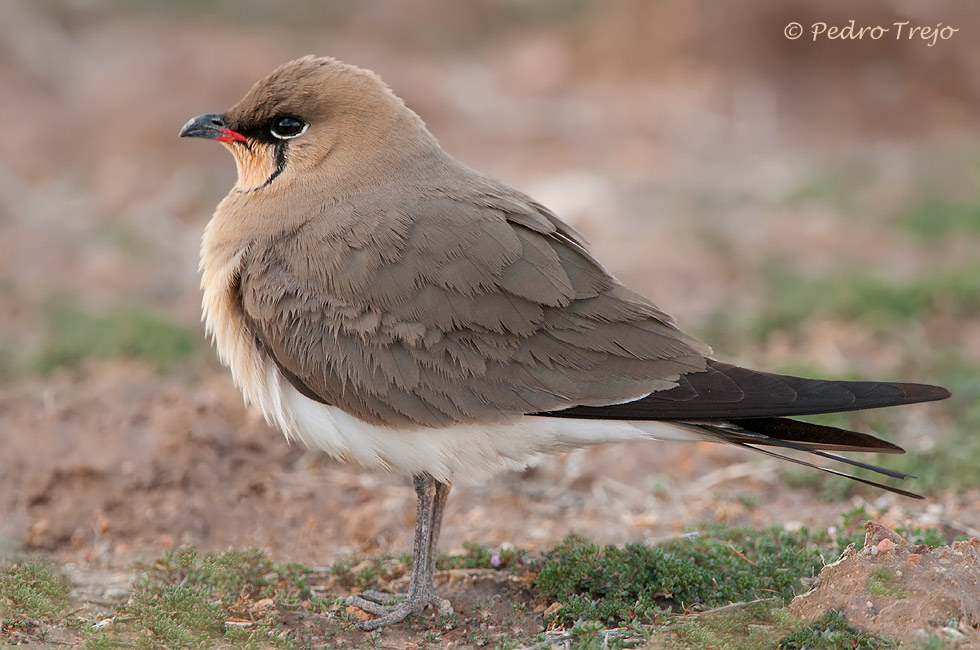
[346,589,453,631]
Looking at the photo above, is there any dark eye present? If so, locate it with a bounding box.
[270,116,307,139]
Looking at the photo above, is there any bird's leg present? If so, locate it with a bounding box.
[346,474,453,630]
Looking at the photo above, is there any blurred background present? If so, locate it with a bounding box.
[1,0,978,570]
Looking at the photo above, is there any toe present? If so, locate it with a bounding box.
[358,590,406,605]
[345,595,394,617]
[346,589,454,630]
[354,604,414,631]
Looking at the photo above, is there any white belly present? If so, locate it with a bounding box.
[256,364,695,483]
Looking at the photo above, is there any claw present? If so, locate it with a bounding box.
[347,590,453,631]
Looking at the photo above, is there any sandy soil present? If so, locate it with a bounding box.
[793,522,980,645]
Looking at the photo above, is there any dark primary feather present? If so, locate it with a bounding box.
[543,359,951,420]
[541,361,948,498]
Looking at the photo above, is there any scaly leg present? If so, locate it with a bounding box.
[346,474,453,630]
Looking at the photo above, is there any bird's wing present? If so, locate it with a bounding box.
[236,178,712,428]
[237,173,949,431]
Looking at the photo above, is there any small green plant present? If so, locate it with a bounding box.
[776,609,899,649]
[669,603,798,649]
[840,504,869,531]
[144,545,308,598]
[865,568,905,599]
[672,606,900,650]
[535,526,833,627]
[350,556,404,589]
[83,633,126,650]
[124,582,225,648]
[569,619,605,650]
[438,541,520,570]
[898,527,946,548]
[436,611,459,629]
[0,557,72,620]
[100,546,318,649]
[914,636,959,650]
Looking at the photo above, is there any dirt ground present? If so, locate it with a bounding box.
[793,521,980,645]
[2,1,980,647]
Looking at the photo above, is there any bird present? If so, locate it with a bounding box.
[180,55,950,630]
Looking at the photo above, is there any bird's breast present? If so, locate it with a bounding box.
[200,219,273,418]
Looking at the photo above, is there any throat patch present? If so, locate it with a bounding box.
[227,141,286,191]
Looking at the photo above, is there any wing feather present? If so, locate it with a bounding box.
[237,177,708,427]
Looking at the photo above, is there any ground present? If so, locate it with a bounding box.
[792,522,980,645]
[1,2,979,648]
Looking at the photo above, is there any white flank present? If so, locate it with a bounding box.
[272,370,699,483]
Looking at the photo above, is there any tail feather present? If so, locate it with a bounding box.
[711,416,905,454]
[708,433,924,499]
[688,417,922,498]
[536,361,950,497]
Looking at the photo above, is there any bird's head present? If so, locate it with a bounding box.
[180,56,435,195]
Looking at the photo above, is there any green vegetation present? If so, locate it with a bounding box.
[0,299,198,378]
[38,300,197,372]
[329,555,403,591]
[865,567,905,599]
[534,507,946,648]
[106,546,311,649]
[0,556,72,621]
[1,517,954,648]
[535,526,834,627]
[899,197,980,241]
[669,604,795,649]
[437,540,522,570]
[560,605,902,650]
[121,583,225,648]
[775,609,899,649]
[699,261,980,352]
[664,605,901,650]
[84,543,537,649]
[752,263,980,338]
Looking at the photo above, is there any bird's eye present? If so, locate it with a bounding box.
[270,116,307,139]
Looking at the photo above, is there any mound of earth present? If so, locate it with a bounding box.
[791,521,980,645]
